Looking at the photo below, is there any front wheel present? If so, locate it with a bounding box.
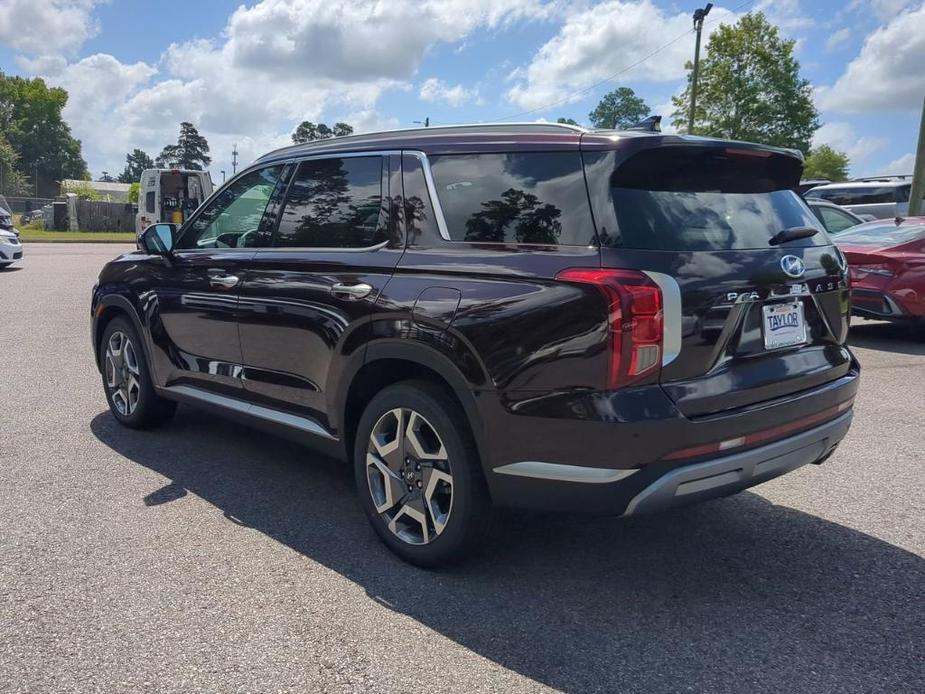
[101,317,176,429]
[354,381,492,567]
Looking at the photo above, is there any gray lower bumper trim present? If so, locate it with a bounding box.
[623,411,853,516]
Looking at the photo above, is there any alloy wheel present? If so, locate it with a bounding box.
[105,330,141,416]
[366,408,454,545]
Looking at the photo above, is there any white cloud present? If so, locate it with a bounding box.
[506,0,739,111]
[816,3,925,112]
[850,0,918,21]
[344,109,402,134]
[812,122,888,166]
[419,78,480,107]
[0,0,105,56]
[756,0,814,31]
[882,152,915,174]
[825,27,851,52]
[21,0,557,176]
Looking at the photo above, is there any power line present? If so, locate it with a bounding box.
[494,0,755,122]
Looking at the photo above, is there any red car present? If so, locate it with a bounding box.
[836,216,925,323]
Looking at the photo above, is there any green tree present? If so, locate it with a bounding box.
[802,144,850,182]
[128,182,140,203]
[292,121,354,144]
[0,72,88,196]
[156,122,211,170]
[589,87,651,129]
[118,149,154,183]
[0,132,30,196]
[556,117,580,126]
[98,171,115,182]
[671,12,819,151]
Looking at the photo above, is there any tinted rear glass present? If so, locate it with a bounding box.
[428,152,595,245]
[806,186,897,205]
[585,148,824,250]
[835,223,925,246]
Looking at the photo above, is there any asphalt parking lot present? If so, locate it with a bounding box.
[1,243,923,693]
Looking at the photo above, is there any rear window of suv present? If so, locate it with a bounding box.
[428,152,596,245]
[584,147,826,250]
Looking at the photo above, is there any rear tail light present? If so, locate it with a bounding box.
[556,268,663,389]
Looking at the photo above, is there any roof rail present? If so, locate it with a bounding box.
[851,174,912,182]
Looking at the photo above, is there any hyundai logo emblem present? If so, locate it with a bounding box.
[780,255,805,278]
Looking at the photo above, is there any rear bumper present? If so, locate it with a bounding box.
[483,365,859,514]
[623,410,851,516]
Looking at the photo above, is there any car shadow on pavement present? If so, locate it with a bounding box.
[90,409,923,693]
[849,319,925,355]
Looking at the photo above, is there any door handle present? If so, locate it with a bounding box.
[209,273,239,289]
[331,282,373,299]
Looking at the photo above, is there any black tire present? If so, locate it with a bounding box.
[353,380,492,567]
[100,316,176,429]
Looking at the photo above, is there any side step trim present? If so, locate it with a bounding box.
[164,385,337,441]
[494,461,638,484]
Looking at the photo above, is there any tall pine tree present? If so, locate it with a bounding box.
[156,122,211,170]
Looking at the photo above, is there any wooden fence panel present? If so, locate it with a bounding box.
[76,200,136,232]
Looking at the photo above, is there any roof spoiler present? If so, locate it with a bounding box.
[626,115,662,132]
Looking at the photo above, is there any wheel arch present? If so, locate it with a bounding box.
[338,340,490,472]
[93,295,153,376]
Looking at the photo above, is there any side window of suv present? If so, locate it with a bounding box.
[427,152,595,245]
[176,165,283,250]
[274,156,386,248]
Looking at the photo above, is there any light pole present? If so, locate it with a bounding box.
[221,170,226,182]
[689,3,712,135]
[908,93,925,216]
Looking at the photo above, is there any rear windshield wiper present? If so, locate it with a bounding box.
[769,226,819,246]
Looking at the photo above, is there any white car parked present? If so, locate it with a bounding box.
[0,229,22,268]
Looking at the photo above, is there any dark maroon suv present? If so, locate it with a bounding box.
[91,123,859,565]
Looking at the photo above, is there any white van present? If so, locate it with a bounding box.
[136,168,214,234]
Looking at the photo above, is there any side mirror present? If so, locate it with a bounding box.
[139,223,176,254]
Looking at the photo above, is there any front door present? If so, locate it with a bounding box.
[238,153,402,433]
[147,164,286,397]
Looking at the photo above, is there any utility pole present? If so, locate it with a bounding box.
[34,162,38,198]
[907,93,925,216]
[232,144,238,175]
[689,3,713,135]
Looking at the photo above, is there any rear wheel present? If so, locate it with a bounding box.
[101,317,176,429]
[354,381,492,567]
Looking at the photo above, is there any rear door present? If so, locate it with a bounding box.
[584,144,852,417]
[237,153,402,432]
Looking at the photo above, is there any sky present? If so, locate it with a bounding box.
[0,0,922,182]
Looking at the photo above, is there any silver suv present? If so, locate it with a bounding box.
[806,176,921,219]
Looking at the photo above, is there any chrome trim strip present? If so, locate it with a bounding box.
[493,461,638,484]
[406,151,452,241]
[165,385,337,440]
[642,270,682,366]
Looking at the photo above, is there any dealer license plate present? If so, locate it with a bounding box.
[762,301,806,350]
